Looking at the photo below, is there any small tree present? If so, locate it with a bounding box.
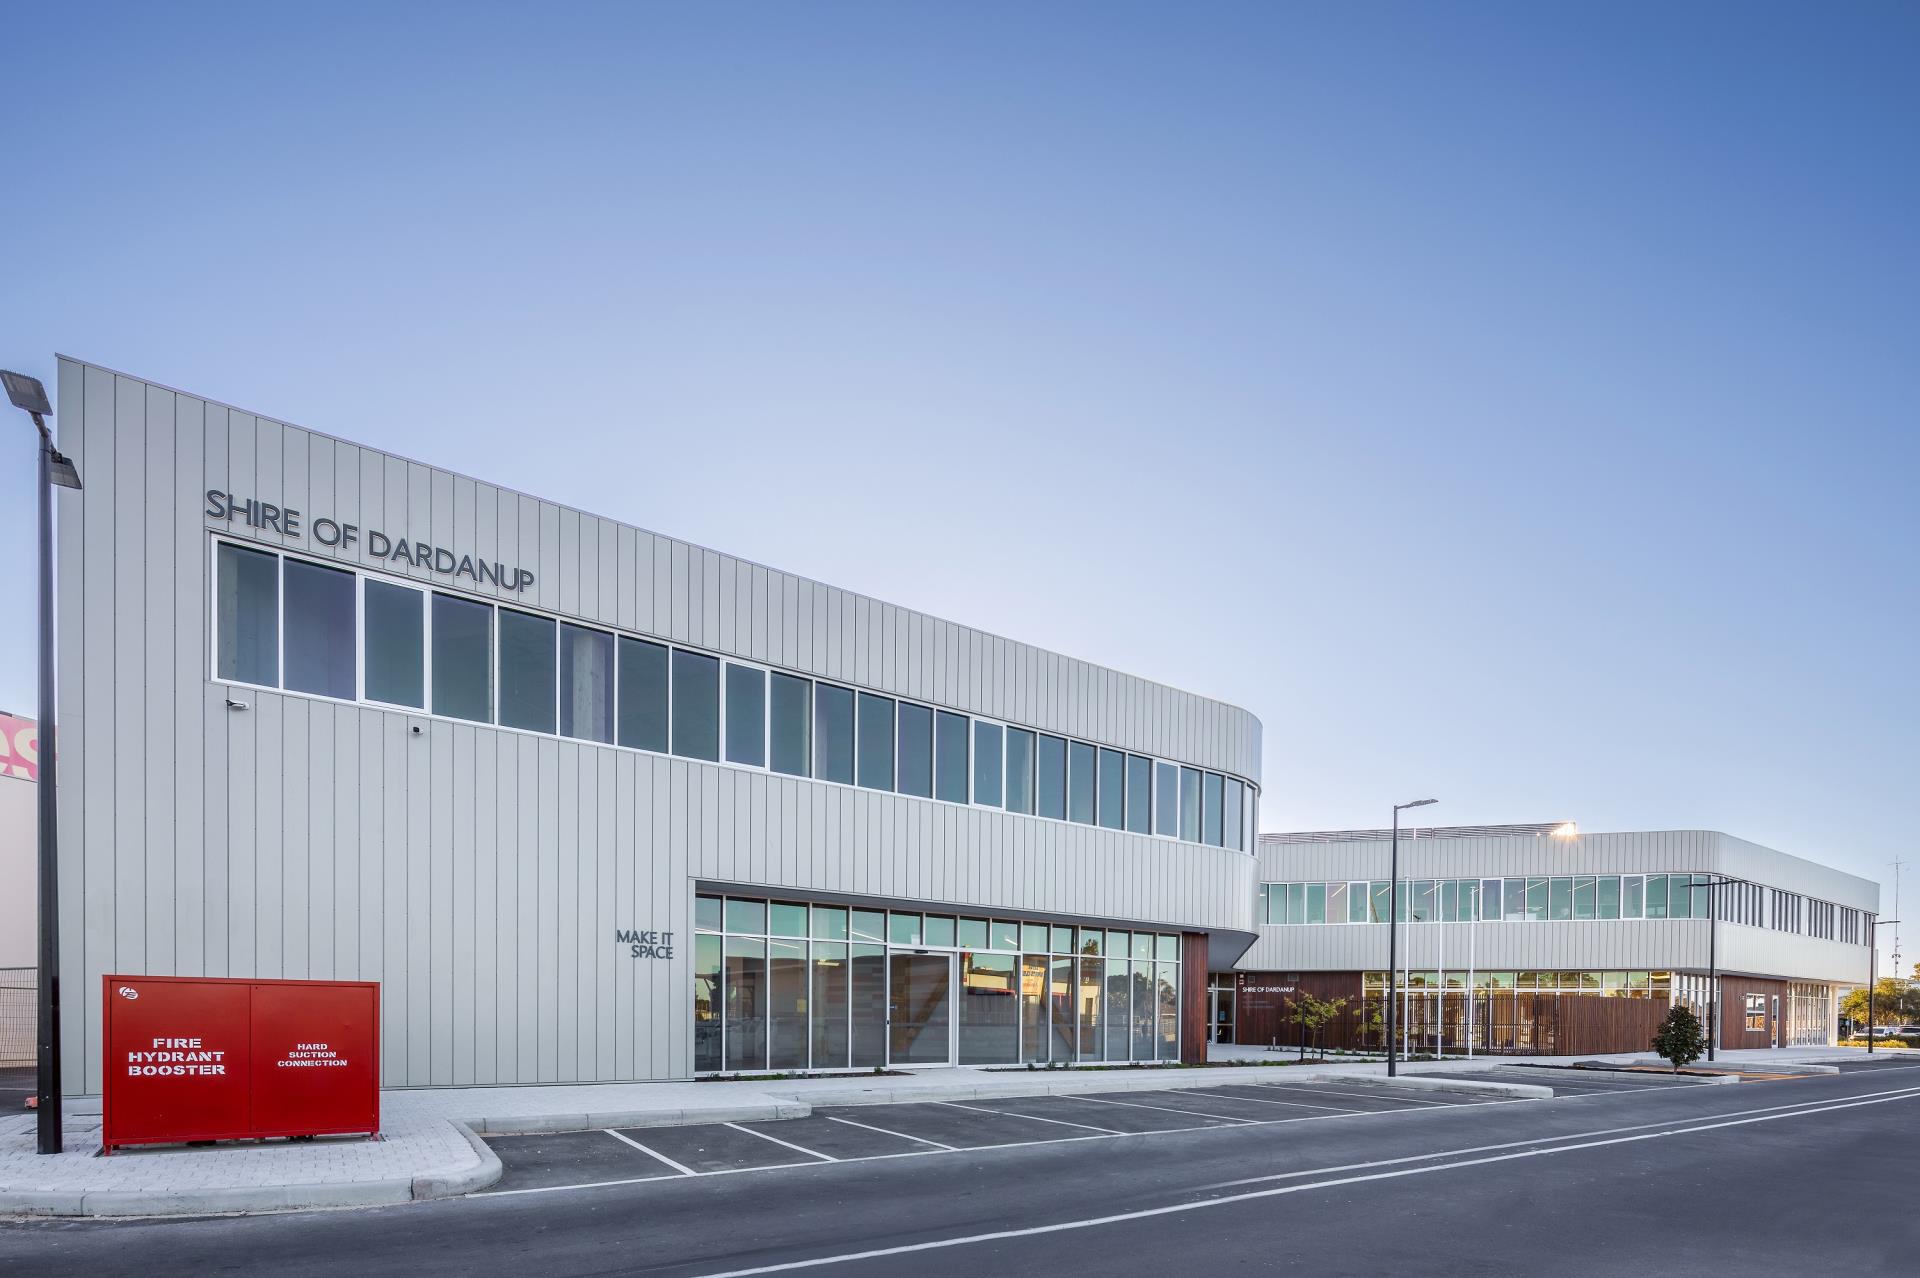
[1838,978,1920,1032]
[1653,1003,1707,1072]
[1284,993,1350,1061]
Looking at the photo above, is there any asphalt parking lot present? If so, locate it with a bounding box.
[11,1063,1919,1277]
[484,1078,1511,1193]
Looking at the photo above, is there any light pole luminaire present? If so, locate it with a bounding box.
[1386,798,1437,1078]
[4,369,80,1156]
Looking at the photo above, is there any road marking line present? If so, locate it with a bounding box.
[1195,1084,1920,1191]
[1167,1088,1360,1112]
[601,1128,697,1176]
[472,1087,1879,1200]
[825,1114,958,1151]
[474,1096,1514,1199]
[478,1148,942,1197]
[683,1087,1920,1277]
[1068,1094,1257,1123]
[1247,1082,1447,1105]
[933,1100,1122,1134]
[726,1123,837,1161]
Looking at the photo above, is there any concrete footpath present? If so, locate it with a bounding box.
[0,1045,1869,1219]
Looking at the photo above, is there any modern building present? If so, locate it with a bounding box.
[0,714,35,1068]
[1224,823,1879,1056]
[0,713,36,969]
[49,357,1263,1094]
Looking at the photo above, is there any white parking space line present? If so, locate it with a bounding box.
[602,1128,697,1176]
[826,1114,959,1151]
[683,1086,1920,1277]
[1069,1094,1259,1123]
[1166,1088,1357,1113]
[1249,1082,1447,1106]
[479,1093,1519,1199]
[726,1123,837,1161]
[934,1100,1122,1134]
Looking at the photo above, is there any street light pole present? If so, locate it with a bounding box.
[4,370,80,1156]
[1686,876,1739,1065]
[1867,919,1900,1056]
[1385,799,1437,1078]
[1707,881,1718,1062]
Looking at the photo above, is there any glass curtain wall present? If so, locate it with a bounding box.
[696,892,1181,1072]
[1262,874,1713,927]
[1360,970,1676,1055]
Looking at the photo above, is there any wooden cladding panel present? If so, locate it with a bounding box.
[1180,933,1209,1064]
[1227,970,1675,1057]
[1714,975,1791,1050]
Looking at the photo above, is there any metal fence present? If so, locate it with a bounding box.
[0,968,33,1067]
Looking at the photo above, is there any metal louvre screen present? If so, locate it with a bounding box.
[0,967,33,1067]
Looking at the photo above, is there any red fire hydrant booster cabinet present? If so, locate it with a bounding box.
[102,975,380,1151]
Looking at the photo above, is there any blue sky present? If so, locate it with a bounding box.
[3,4,1916,963]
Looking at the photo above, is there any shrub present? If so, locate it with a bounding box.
[1652,1004,1707,1072]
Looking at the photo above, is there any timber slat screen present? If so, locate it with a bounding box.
[1229,971,1675,1057]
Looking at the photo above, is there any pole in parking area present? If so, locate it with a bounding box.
[4,369,81,1157]
[1385,799,1437,1077]
[1689,876,1738,1065]
[1867,920,1900,1055]
[1707,881,1718,1062]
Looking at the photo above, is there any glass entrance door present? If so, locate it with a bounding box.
[889,952,954,1066]
[1210,982,1235,1044]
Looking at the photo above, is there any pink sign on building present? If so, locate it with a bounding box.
[0,714,37,783]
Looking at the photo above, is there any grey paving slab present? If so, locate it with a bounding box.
[488,1131,678,1192]
[612,1123,826,1173]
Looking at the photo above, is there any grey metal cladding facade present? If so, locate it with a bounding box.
[52,358,1263,1091]
[1240,829,1875,985]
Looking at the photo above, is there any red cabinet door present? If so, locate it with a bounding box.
[103,977,252,1147]
[249,982,380,1137]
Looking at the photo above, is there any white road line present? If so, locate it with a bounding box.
[726,1123,837,1161]
[473,1085,1893,1200]
[1197,1084,1920,1191]
[1068,1094,1257,1123]
[601,1128,698,1176]
[1247,1082,1448,1105]
[474,1095,1520,1199]
[684,1087,1920,1277]
[1166,1088,1359,1113]
[825,1114,959,1151]
[934,1100,1122,1134]
[478,1148,942,1197]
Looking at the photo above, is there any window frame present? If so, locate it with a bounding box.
[206,535,1259,846]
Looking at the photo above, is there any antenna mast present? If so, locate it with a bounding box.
[1892,859,1907,978]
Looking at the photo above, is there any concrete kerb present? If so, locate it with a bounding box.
[1492,1063,1739,1086]
[767,1068,1551,1107]
[4,1067,1551,1219]
[469,1101,811,1136]
[412,1120,503,1201]
[1617,1058,1839,1077]
[1336,1072,1553,1101]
